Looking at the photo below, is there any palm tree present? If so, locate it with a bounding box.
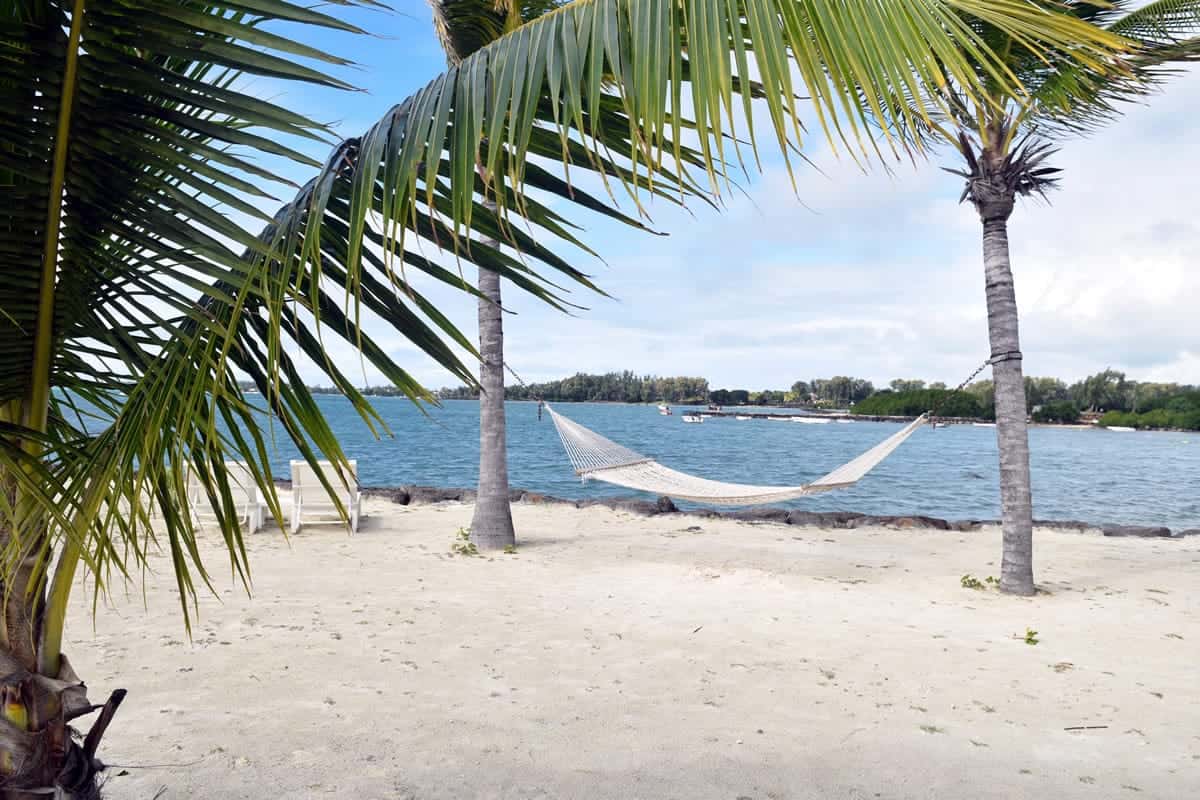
[430,0,566,550]
[0,0,1130,794]
[937,1,1200,595]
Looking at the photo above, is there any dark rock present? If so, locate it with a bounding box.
[405,486,475,504]
[1101,525,1172,538]
[785,510,823,527]
[575,498,662,516]
[656,496,678,514]
[729,507,790,524]
[889,515,951,531]
[786,510,864,528]
[1033,519,1094,531]
[364,486,411,505]
[608,500,663,516]
[949,520,994,532]
[1174,529,1200,538]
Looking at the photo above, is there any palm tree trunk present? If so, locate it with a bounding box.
[0,492,116,799]
[979,210,1036,596]
[469,246,516,551]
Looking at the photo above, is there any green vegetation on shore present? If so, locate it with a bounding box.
[1097,392,1200,431]
[852,389,984,419]
[438,372,709,404]
[424,369,1200,430]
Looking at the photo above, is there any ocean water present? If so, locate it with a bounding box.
[260,397,1200,529]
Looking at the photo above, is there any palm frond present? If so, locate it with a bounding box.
[430,0,511,64]
[1026,0,1200,134]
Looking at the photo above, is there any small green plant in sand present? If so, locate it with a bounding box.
[1024,628,1040,646]
[503,544,517,555]
[451,527,479,557]
[961,574,999,590]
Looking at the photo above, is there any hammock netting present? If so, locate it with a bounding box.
[545,405,927,506]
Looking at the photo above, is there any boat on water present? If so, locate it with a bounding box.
[767,416,791,422]
[792,416,831,424]
[735,415,753,421]
[681,414,704,424]
[835,419,855,424]
[973,422,996,428]
[657,404,672,416]
[1106,425,1136,432]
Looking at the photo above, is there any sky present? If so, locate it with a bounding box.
[252,3,1200,392]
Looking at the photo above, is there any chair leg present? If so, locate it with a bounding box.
[350,501,359,535]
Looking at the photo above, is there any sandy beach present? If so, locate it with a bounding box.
[70,498,1200,799]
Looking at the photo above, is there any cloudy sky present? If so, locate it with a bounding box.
[263,4,1200,392]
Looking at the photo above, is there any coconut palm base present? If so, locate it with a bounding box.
[0,653,123,800]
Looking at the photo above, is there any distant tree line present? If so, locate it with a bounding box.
[855,370,1200,429]
[438,371,710,403]
[306,367,1200,431]
[1095,393,1200,431]
[239,380,416,397]
[852,388,985,418]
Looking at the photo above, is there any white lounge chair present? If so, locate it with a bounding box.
[187,461,265,533]
[289,459,361,534]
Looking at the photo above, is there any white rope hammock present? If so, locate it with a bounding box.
[545,404,927,506]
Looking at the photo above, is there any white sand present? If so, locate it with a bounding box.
[70,499,1200,799]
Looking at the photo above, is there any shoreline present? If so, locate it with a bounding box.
[440,399,1199,432]
[346,482,1200,539]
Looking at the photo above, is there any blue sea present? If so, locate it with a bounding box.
[260,397,1200,530]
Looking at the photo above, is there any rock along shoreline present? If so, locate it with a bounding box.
[343,483,1199,540]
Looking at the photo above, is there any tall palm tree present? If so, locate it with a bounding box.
[936,0,1200,595]
[0,0,1129,795]
[429,0,567,549]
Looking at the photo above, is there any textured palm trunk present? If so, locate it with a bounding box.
[469,218,516,550]
[0,659,104,800]
[0,498,117,798]
[979,207,1036,596]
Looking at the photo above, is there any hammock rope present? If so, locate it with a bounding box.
[544,404,928,506]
